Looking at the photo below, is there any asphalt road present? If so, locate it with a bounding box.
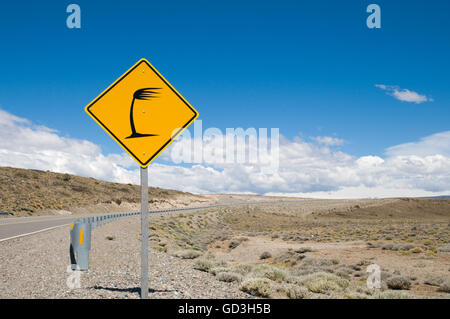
[0,201,269,242]
[0,215,84,242]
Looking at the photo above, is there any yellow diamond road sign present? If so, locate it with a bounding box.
[85,59,199,168]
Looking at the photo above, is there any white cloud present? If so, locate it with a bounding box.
[0,109,449,198]
[386,131,450,157]
[375,84,433,104]
[311,136,345,146]
[0,109,140,184]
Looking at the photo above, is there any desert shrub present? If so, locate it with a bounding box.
[172,249,202,259]
[231,264,254,276]
[216,272,243,283]
[158,241,167,247]
[437,244,450,252]
[228,237,248,249]
[342,292,369,299]
[249,264,288,283]
[239,278,273,297]
[274,251,305,265]
[301,272,349,294]
[301,257,339,267]
[105,235,115,241]
[410,247,422,254]
[356,260,371,267]
[424,276,446,286]
[280,284,309,299]
[155,246,167,253]
[351,264,362,271]
[437,279,450,293]
[399,244,415,251]
[193,259,215,272]
[381,270,393,281]
[381,243,394,250]
[71,185,91,194]
[372,290,415,299]
[423,239,434,246]
[209,266,230,275]
[386,276,411,290]
[203,252,218,260]
[295,247,313,253]
[259,251,272,260]
[228,239,241,249]
[367,242,376,249]
[290,265,334,277]
[285,275,304,285]
[335,268,352,280]
[397,250,412,256]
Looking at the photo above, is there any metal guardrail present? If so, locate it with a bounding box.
[69,204,228,270]
[69,201,282,270]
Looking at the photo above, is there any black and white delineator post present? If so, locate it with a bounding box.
[140,167,149,299]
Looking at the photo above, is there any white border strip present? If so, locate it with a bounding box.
[0,223,70,242]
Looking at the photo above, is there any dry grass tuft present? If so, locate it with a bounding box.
[239,278,273,297]
[248,264,288,283]
[193,259,215,272]
[172,249,202,259]
[386,276,411,290]
[279,284,309,299]
[216,272,243,283]
[301,272,349,294]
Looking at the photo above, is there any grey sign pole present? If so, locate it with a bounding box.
[140,167,149,299]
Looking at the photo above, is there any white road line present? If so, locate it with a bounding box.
[0,223,71,243]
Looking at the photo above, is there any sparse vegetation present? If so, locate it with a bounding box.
[372,290,415,299]
[259,251,272,260]
[239,278,273,297]
[386,276,411,290]
[160,198,449,298]
[0,166,193,216]
[295,247,313,253]
[172,249,202,259]
[437,244,450,252]
[193,259,215,272]
[228,237,248,249]
[209,267,231,275]
[248,264,288,283]
[437,279,450,293]
[216,272,243,283]
[280,284,309,299]
[300,272,349,294]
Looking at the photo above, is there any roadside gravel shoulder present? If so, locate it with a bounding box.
[0,216,250,299]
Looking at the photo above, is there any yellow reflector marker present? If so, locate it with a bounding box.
[80,229,84,245]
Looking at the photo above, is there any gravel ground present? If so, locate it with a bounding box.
[0,214,251,299]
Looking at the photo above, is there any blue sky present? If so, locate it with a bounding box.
[0,1,449,197]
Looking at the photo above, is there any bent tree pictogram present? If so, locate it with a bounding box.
[126,88,161,139]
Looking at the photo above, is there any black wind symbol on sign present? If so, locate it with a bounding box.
[126,88,161,139]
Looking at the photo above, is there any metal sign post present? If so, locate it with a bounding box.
[84,58,199,299]
[140,167,149,299]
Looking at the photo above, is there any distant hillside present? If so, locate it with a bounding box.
[317,197,450,220]
[0,166,196,216]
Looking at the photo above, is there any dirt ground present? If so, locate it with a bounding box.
[149,197,450,298]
